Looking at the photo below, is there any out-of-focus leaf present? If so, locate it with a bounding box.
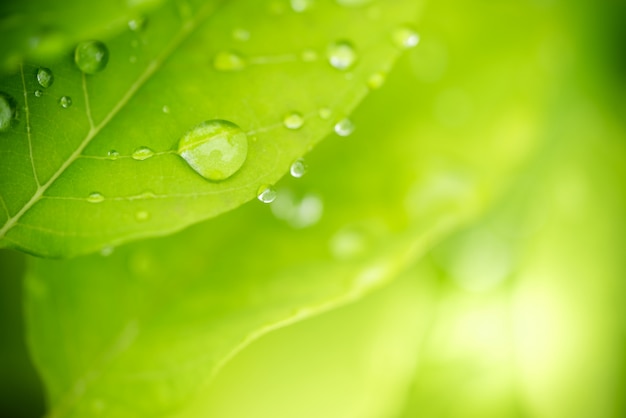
[0,0,419,257]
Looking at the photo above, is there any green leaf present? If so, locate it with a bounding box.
[0,0,165,75]
[0,0,419,257]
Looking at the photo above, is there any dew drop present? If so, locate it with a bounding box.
[290,158,308,178]
[327,40,357,71]
[257,185,277,203]
[0,92,17,132]
[36,67,54,88]
[74,40,109,74]
[300,49,318,62]
[34,89,43,98]
[128,16,147,32]
[213,51,247,71]
[107,150,120,160]
[290,0,313,12]
[367,71,386,89]
[135,211,150,222]
[232,28,250,42]
[334,118,355,136]
[59,96,72,109]
[177,120,248,181]
[392,25,420,49]
[87,192,104,203]
[283,112,304,130]
[132,146,154,161]
[318,107,332,119]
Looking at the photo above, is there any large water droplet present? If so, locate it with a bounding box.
[334,118,355,136]
[257,185,277,203]
[132,146,154,161]
[177,120,248,181]
[0,92,17,132]
[392,26,420,49]
[283,112,304,130]
[213,51,247,71]
[59,96,72,109]
[74,40,109,74]
[87,192,104,203]
[327,40,357,71]
[36,67,54,88]
[290,158,307,178]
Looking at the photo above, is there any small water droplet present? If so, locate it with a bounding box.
[87,192,104,203]
[334,118,355,136]
[34,89,43,97]
[367,71,386,89]
[301,49,318,62]
[290,158,308,178]
[59,96,72,109]
[290,0,313,12]
[74,40,109,74]
[135,211,150,221]
[36,67,54,88]
[132,146,154,161]
[128,16,147,32]
[283,112,304,130]
[213,51,247,71]
[177,120,248,181]
[257,185,277,203]
[232,28,250,41]
[0,92,17,132]
[327,40,357,71]
[107,150,120,160]
[392,25,420,49]
[162,105,170,114]
[318,107,332,119]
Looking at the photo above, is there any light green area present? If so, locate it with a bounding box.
[0,0,420,257]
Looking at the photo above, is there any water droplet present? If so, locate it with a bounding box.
[59,96,72,109]
[290,158,307,178]
[257,185,277,203]
[36,67,54,88]
[392,26,420,49]
[290,0,313,12]
[135,211,150,221]
[128,16,147,32]
[107,150,120,160]
[87,192,104,203]
[367,71,386,89]
[132,146,154,161]
[301,49,318,62]
[232,28,250,42]
[327,40,357,71]
[283,112,304,130]
[177,120,248,181]
[318,107,332,119]
[213,51,247,71]
[74,40,109,74]
[34,89,43,98]
[334,118,355,136]
[0,92,17,132]
[162,105,170,114]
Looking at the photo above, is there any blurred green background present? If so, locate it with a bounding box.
[1,0,625,417]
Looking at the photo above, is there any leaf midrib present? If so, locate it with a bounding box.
[0,1,224,243]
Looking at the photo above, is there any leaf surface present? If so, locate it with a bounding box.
[0,0,418,257]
